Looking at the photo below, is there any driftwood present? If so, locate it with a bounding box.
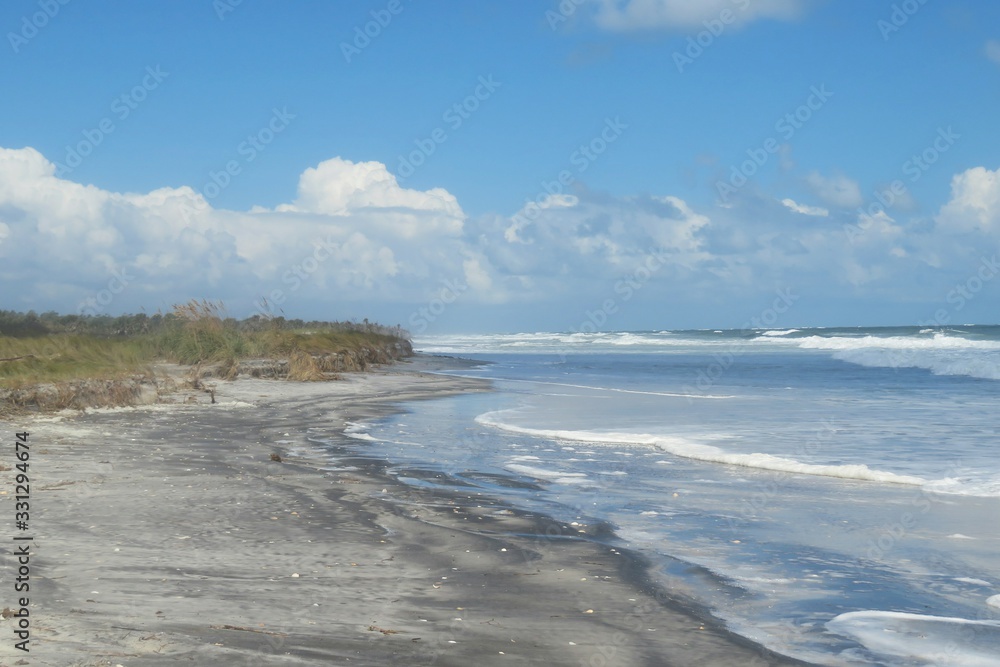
[0,355,35,363]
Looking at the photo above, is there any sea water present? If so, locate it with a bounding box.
[335,327,1000,666]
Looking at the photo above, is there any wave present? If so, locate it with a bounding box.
[416,329,1000,381]
[922,475,1000,497]
[500,377,734,400]
[789,333,1000,381]
[476,412,927,487]
[417,327,1000,350]
[794,333,1000,351]
[827,610,1000,666]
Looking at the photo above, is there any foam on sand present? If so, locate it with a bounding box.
[343,421,377,441]
[826,610,1000,667]
[504,462,588,485]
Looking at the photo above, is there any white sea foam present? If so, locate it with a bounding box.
[955,577,992,586]
[729,575,798,589]
[794,333,1000,351]
[503,462,588,485]
[415,331,721,354]
[417,330,1000,383]
[343,421,377,441]
[501,377,734,399]
[477,412,927,487]
[924,476,1000,498]
[987,595,1000,609]
[788,333,1000,380]
[826,610,1000,667]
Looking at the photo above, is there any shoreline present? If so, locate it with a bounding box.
[0,355,811,665]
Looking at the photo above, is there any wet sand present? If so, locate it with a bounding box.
[0,357,811,666]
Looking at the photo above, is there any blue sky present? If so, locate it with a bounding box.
[2,0,999,333]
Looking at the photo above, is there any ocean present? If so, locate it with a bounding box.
[340,326,1000,665]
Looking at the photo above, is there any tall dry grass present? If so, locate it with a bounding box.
[0,300,409,389]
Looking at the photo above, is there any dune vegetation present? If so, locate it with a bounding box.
[0,300,412,393]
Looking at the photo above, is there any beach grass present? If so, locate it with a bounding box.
[0,300,410,389]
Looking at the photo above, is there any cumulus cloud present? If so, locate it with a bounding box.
[589,0,810,31]
[3,144,999,328]
[935,166,1000,235]
[277,157,463,224]
[493,192,709,278]
[0,147,475,317]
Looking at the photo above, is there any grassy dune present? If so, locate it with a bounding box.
[0,301,411,390]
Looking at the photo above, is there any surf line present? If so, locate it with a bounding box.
[497,377,736,400]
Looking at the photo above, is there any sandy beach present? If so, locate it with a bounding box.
[0,356,810,666]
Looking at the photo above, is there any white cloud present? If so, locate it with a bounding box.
[4,144,1000,328]
[805,171,864,208]
[590,0,810,31]
[0,148,478,316]
[479,191,714,305]
[781,198,828,217]
[986,40,1000,66]
[936,166,1000,235]
[462,257,494,293]
[275,157,465,238]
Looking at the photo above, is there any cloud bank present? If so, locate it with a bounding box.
[1,145,998,328]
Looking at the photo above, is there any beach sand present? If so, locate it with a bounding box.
[0,357,811,666]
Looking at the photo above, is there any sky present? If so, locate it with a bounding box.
[1,0,999,333]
